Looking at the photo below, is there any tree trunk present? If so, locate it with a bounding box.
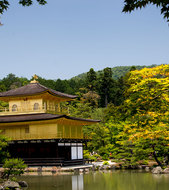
[153,151,163,167]
[165,154,169,165]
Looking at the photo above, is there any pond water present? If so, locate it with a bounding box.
[20,170,169,190]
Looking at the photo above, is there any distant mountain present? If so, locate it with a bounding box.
[71,64,158,81]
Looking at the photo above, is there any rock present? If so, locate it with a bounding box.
[74,169,79,175]
[0,185,4,190]
[103,165,109,170]
[145,167,150,171]
[85,168,90,172]
[99,166,104,170]
[37,167,42,172]
[79,169,84,173]
[18,181,28,188]
[141,165,148,169]
[163,168,169,174]
[110,165,116,169]
[51,167,57,173]
[3,180,20,189]
[152,166,163,174]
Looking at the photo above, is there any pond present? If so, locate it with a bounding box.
[20,170,169,190]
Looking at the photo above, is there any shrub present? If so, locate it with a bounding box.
[103,161,109,165]
[2,158,27,179]
[102,154,109,161]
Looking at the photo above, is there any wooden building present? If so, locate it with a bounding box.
[0,77,99,166]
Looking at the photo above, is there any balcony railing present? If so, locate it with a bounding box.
[0,105,69,115]
[6,132,84,141]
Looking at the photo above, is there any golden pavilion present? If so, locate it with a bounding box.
[0,77,99,166]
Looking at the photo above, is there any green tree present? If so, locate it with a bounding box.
[82,91,100,108]
[86,68,97,91]
[98,67,116,107]
[113,65,169,166]
[0,0,47,14]
[123,0,169,22]
[0,73,29,91]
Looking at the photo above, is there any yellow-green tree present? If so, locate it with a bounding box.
[121,65,169,166]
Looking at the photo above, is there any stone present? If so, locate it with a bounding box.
[152,166,163,174]
[79,169,84,173]
[145,167,150,171]
[85,168,90,173]
[103,165,109,170]
[163,168,169,174]
[3,180,20,189]
[110,165,116,169]
[18,181,28,188]
[74,169,79,175]
[37,167,42,172]
[51,167,57,173]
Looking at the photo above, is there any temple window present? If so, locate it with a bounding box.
[33,103,39,110]
[12,104,18,112]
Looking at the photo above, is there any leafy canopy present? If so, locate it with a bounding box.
[0,0,47,14]
[123,0,169,22]
[119,65,169,166]
[2,158,27,179]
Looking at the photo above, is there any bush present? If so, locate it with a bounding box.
[2,158,27,179]
[103,161,109,165]
[83,150,97,161]
[83,150,90,159]
[102,154,109,161]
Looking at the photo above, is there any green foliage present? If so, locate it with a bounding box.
[103,161,109,165]
[0,74,29,92]
[110,65,169,167]
[0,134,9,163]
[123,1,169,22]
[86,68,97,91]
[83,150,97,161]
[0,101,9,112]
[2,158,27,179]
[0,0,47,14]
[72,65,157,81]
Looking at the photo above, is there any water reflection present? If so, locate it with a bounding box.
[19,170,169,190]
[72,175,84,190]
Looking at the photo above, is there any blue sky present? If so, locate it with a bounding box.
[0,0,168,80]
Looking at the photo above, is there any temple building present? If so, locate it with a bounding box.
[0,76,99,166]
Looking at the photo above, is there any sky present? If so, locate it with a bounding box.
[0,0,169,80]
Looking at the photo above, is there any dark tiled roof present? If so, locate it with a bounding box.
[65,115,100,123]
[0,83,77,99]
[0,113,64,123]
[0,113,100,123]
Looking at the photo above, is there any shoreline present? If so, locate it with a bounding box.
[1,161,169,176]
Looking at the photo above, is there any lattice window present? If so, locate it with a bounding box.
[33,103,39,110]
[12,104,18,112]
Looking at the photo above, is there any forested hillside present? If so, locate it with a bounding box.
[72,64,157,81]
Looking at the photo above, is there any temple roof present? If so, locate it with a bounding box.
[0,83,77,99]
[0,113,100,124]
